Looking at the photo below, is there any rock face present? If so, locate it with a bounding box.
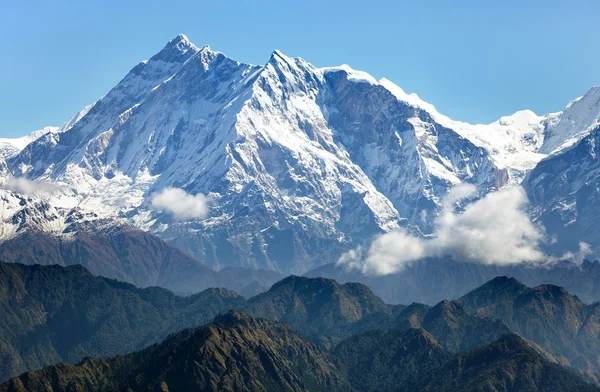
[0,261,246,383]
[0,127,58,162]
[524,123,600,256]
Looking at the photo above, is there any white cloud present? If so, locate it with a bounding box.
[560,241,593,265]
[0,177,65,194]
[338,184,548,275]
[151,187,211,220]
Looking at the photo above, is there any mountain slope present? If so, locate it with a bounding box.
[417,334,599,392]
[241,275,402,348]
[540,86,600,154]
[0,312,351,392]
[395,299,511,353]
[4,316,596,392]
[333,328,452,391]
[458,277,600,379]
[0,224,283,295]
[0,127,58,161]
[525,123,600,256]
[0,261,245,383]
[2,35,600,274]
[2,34,513,273]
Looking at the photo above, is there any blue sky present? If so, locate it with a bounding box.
[1,0,598,137]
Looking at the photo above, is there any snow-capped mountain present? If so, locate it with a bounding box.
[2,34,599,273]
[0,126,58,161]
[539,86,600,154]
[525,120,600,255]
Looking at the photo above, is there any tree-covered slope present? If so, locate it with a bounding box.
[458,276,600,380]
[0,261,245,382]
[333,328,451,391]
[0,312,351,392]
[241,275,404,348]
[417,334,599,392]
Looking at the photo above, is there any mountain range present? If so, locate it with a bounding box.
[5,314,596,392]
[0,34,599,277]
[0,224,282,295]
[0,261,245,382]
[458,276,600,381]
[2,31,600,392]
[306,257,600,304]
[1,262,599,389]
[0,263,600,391]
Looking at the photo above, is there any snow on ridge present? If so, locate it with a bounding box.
[540,85,600,155]
[3,34,600,272]
[0,126,59,160]
[321,64,378,84]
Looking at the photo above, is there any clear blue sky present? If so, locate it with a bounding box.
[1,0,598,137]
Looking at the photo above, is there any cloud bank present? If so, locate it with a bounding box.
[338,184,549,275]
[0,177,65,194]
[151,188,211,220]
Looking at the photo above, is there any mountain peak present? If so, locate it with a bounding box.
[457,276,529,310]
[150,33,199,63]
[271,49,286,58]
[486,276,526,288]
[268,275,339,292]
[531,283,572,297]
[167,33,195,49]
[212,311,255,328]
[540,84,600,154]
[268,49,288,61]
[585,84,600,94]
[267,49,298,69]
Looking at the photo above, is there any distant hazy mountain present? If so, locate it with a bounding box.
[2,34,599,274]
[0,225,282,295]
[305,257,600,304]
